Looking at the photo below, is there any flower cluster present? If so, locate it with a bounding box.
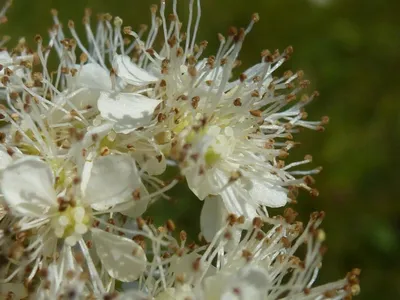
[0,0,359,299]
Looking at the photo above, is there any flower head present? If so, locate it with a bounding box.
[0,0,359,298]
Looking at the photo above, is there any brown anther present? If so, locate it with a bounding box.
[157,113,166,122]
[175,274,185,284]
[1,76,9,86]
[175,47,183,57]
[180,230,187,241]
[226,214,238,226]
[242,249,253,262]
[38,268,48,278]
[191,96,200,109]
[321,116,330,125]
[264,53,274,62]
[304,154,312,162]
[220,57,228,66]
[144,48,155,57]
[239,73,247,83]
[304,175,316,186]
[281,237,291,248]
[200,40,208,49]
[188,65,197,77]
[256,231,265,240]
[80,53,88,64]
[233,98,242,106]
[150,4,158,14]
[296,70,304,79]
[234,28,245,42]
[251,90,260,98]
[229,170,241,182]
[285,45,294,56]
[252,217,263,228]
[286,94,297,102]
[279,150,289,158]
[251,13,260,22]
[249,110,262,117]
[123,26,132,35]
[206,55,215,68]
[0,132,6,143]
[188,55,197,65]
[34,34,42,44]
[57,197,69,212]
[132,188,141,201]
[309,188,319,197]
[136,217,145,229]
[86,240,93,249]
[100,146,110,156]
[167,35,177,48]
[166,220,176,232]
[232,287,241,295]
[73,177,81,185]
[192,257,201,271]
[228,26,238,37]
[283,208,298,224]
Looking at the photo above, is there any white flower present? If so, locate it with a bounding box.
[1,155,147,283]
[98,91,162,134]
[122,211,360,300]
[110,0,326,239]
[0,1,359,299]
[113,54,158,87]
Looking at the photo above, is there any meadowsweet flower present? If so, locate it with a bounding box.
[105,0,327,238]
[0,0,360,298]
[0,155,148,284]
[116,211,360,300]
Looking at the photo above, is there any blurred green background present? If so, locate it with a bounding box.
[1,0,399,299]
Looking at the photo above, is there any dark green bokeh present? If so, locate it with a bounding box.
[1,0,399,298]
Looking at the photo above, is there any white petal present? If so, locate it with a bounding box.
[133,150,166,176]
[0,146,12,170]
[113,54,158,86]
[117,290,150,300]
[185,168,220,200]
[0,50,12,65]
[1,157,56,216]
[248,178,287,208]
[200,196,227,242]
[214,170,258,220]
[84,155,140,210]
[120,183,149,218]
[98,92,162,134]
[221,266,269,300]
[155,286,196,300]
[91,228,146,281]
[78,63,112,90]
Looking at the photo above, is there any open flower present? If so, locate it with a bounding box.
[111,0,325,239]
[1,154,147,283]
[121,211,360,300]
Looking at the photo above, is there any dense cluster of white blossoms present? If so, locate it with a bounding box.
[0,0,360,299]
